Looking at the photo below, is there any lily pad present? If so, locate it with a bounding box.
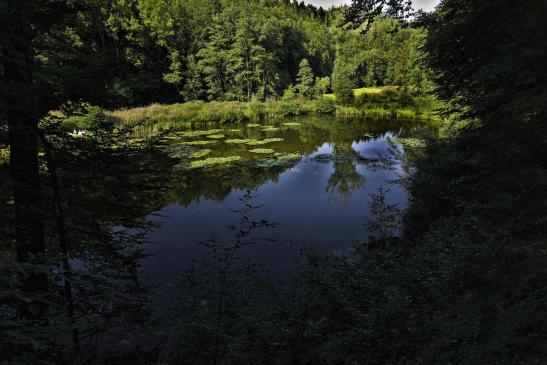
[246,138,284,146]
[162,143,193,158]
[190,149,212,159]
[191,156,241,169]
[249,148,275,154]
[182,140,218,146]
[207,134,225,139]
[225,139,254,144]
[246,123,261,128]
[283,122,301,127]
[251,152,303,168]
[225,138,284,146]
[178,129,224,138]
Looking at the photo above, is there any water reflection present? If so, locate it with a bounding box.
[143,115,436,289]
[0,114,436,356]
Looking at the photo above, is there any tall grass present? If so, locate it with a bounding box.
[105,89,440,139]
[107,99,336,138]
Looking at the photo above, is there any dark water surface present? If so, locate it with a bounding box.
[139,115,437,294]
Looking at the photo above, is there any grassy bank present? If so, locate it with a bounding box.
[328,86,441,120]
[105,99,335,139]
[98,87,440,139]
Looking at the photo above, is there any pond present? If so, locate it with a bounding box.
[139,115,437,297]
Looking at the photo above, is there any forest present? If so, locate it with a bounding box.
[1,0,546,364]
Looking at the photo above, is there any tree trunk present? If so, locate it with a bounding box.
[2,0,48,313]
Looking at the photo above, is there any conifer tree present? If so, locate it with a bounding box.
[296,59,315,99]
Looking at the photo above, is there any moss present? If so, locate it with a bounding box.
[249,148,275,154]
[182,140,219,146]
[190,149,212,159]
[189,156,241,169]
[207,134,225,139]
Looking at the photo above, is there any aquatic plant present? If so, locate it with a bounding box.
[387,137,427,148]
[246,138,284,146]
[224,138,284,145]
[249,149,275,154]
[178,129,224,138]
[182,140,219,146]
[283,122,301,127]
[262,126,280,132]
[190,156,241,169]
[246,123,261,128]
[190,149,212,159]
[162,143,193,159]
[251,152,303,168]
[207,134,225,139]
[225,139,254,144]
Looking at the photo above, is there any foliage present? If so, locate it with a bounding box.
[0,148,9,165]
[63,103,114,132]
[295,59,316,99]
[365,186,402,245]
[334,80,355,105]
[332,17,434,96]
[313,97,337,114]
[314,76,331,96]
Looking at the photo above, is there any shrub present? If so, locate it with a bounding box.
[279,86,304,116]
[64,103,114,131]
[313,97,336,114]
[396,91,416,108]
[335,84,355,105]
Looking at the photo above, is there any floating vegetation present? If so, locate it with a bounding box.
[251,152,303,168]
[246,123,261,128]
[387,137,427,148]
[225,138,254,144]
[190,149,212,159]
[246,138,284,146]
[262,127,280,132]
[162,143,192,159]
[207,134,225,139]
[283,122,301,127]
[178,129,224,138]
[225,138,284,145]
[190,156,241,169]
[249,148,275,154]
[182,140,218,146]
[227,129,241,132]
